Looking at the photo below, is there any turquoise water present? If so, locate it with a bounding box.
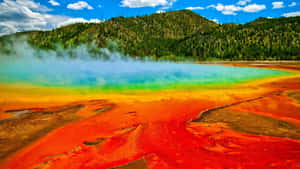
[0,59,292,90]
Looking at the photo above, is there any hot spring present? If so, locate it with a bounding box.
[0,41,292,91]
[0,59,292,90]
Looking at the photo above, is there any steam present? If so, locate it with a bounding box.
[0,37,288,89]
[0,37,129,62]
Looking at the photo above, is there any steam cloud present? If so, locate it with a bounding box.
[0,37,286,89]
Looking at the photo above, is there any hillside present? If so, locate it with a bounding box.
[174,16,300,60]
[0,10,299,60]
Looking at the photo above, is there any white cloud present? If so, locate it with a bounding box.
[156,10,166,13]
[272,1,284,9]
[186,6,204,10]
[120,0,168,8]
[98,4,102,8]
[282,11,300,17]
[0,22,18,36]
[237,0,251,6]
[208,3,242,15]
[211,18,219,23]
[243,4,266,12]
[288,2,296,7]
[0,0,101,37]
[67,1,93,10]
[3,0,51,12]
[48,0,60,6]
[208,3,265,15]
[160,0,176,10]
[58,18,103,27]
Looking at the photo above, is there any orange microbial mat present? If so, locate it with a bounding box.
[0,63,300,169]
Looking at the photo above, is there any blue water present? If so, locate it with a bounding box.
[0,59,291,89]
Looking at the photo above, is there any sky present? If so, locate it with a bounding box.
[0,0,299,36]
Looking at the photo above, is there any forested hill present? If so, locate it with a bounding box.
[1,10,300,60]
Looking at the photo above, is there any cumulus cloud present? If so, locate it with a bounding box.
[58,18,103,27]
[1,0,51,13]
[272,1,284,9]
[156,10,166,14]
[0,0,60,36]
[207,4,241,15]
[186,6,204,10]
[0,0,102,37]
[243,4,266,12]
[48,0,60,6]
[0,22,18,36]
[211,18,219,23]
[120,0,168,8]
[282,11,300,17]
[67,1,93,10]
[208,3,266,15]
[160,0,176,10]
[288,2,296,7]
[237,0,251,6]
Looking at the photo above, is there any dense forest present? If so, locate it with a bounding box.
[1,10,299,61]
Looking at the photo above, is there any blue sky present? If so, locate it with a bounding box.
[42,0,299,23]
[0,0,299,36]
